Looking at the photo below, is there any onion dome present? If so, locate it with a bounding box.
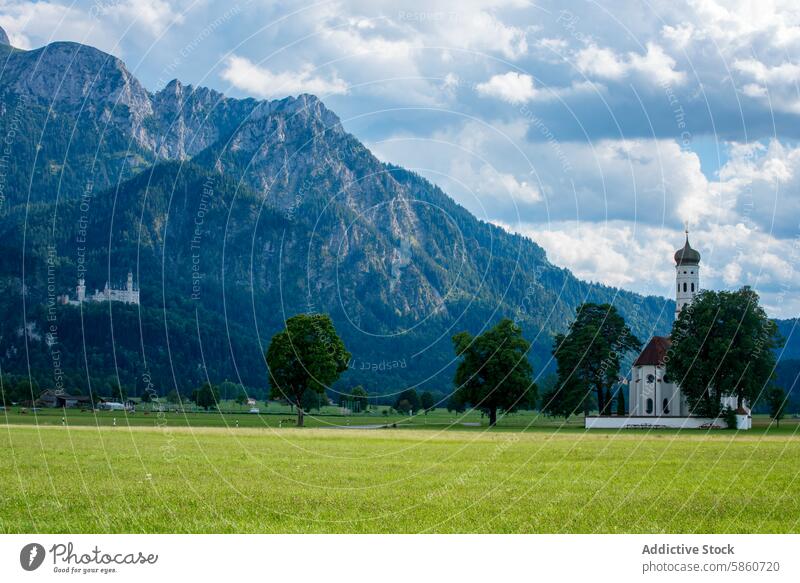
[674,233,700,265]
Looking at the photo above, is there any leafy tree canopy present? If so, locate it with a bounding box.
[547,303,641,418]
[452,318,535,426]
[668,287,781,417]
[266,313,350,426]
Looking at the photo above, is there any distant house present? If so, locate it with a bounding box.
[246,398,257,406]
[37,390,92,408]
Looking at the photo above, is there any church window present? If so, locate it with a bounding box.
[691,283,695,292]
[646,399,654,414]
[663,398,670,414]
[683,282,687,292]
[646,374,655,383]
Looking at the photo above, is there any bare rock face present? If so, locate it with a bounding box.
[0,26,9,46]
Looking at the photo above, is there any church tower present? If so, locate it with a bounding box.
[674,226,700,316]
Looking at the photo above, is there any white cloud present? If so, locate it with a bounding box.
[476,72,537,104]
[0,0,187,52]
[475,72,594,104]
[733,58,800,112]
[661,22,695,48]
[220,55,348,98]
[92,0,185,37]
[576,42,686,86]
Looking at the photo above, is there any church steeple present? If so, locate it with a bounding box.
[675,225,700,316]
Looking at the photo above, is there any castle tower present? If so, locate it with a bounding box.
[77,277,86,302]
[674,226,700,316]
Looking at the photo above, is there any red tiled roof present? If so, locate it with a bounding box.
[633,336,671,366]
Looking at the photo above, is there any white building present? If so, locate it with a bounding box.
[61,271,140,306]
[586,229,751,430]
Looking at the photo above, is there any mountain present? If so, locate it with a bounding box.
[0,31,676,399]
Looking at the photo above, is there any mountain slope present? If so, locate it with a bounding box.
[0,32,675,397]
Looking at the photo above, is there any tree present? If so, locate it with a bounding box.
[234,387,248,406]
[541,376,590,419]
[349,385,368,412]
[446,392,466,413]
[668,287,781,417]
[616,388,626,416]
[550,303,641,417]
[394,388,420,413]
[396,399,412,414]
[452,318,535,426]
[218,380,240,401]
[301,387,322,413]
[420,391,435,413]
[266,314,350,427]
[766,386,787,428]
[193,382,219,410]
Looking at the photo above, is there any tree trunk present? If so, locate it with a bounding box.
[597,386,605,415]
[488,407,497,427]
[297,407,304,427]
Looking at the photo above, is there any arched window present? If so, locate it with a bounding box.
[683,282,687,292]
[646,398,654,414]
[691,282,695,292]
[663,398,670,415]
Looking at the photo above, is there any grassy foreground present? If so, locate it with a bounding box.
[1,423,798,533]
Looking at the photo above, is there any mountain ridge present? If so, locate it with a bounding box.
[0,32,680,397]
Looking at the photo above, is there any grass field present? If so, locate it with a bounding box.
[1,414,799,533]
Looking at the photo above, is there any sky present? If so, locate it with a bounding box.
[2,0,799,317]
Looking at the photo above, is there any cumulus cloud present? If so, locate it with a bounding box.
[372,116,800,316]
[576,42,686,86]
[476,72,538,104]
[220,55,348,98]
[0,0,187,51]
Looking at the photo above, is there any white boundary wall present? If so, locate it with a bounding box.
[585,416,728,429]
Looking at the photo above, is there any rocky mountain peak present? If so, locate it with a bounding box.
[0,26,10,46]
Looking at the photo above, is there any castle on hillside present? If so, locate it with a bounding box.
[60,272,140,306]
[586,228,751,430]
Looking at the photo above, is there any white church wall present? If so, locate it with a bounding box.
[585,416,728,429]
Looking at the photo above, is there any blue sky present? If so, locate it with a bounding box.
[2,0,799,316]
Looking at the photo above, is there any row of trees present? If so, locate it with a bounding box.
[264,285,787,428]
[542,287,785,423]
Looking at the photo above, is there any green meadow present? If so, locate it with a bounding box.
[1,413,799,533]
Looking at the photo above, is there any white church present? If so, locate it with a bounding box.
[586,230,751,430]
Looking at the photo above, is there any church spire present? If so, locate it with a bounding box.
[674,226,700,316]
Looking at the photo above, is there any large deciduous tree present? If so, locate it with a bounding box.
[266,314,350,427]
[668,287,781,417]
[550,303,641,417]
[452,318,535,426]
[193,382,219,410]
